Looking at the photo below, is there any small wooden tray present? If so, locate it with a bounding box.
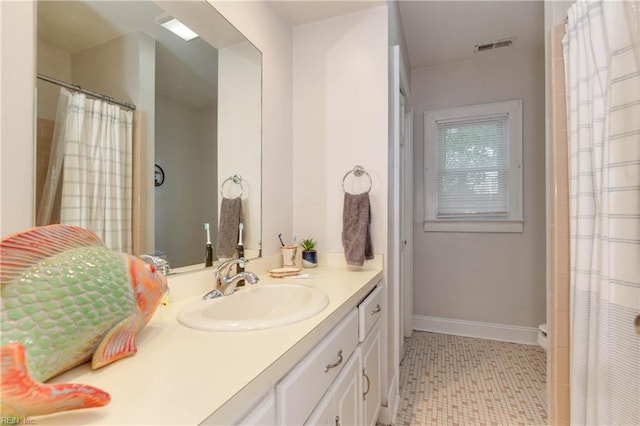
[268,267,302,278]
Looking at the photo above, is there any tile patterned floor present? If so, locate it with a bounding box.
[396,332,547,426]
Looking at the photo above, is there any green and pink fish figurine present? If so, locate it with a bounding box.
[0,224,169,418]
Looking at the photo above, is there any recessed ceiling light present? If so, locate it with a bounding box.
[159,17,199,41]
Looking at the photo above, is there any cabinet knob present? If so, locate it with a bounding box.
[335,416,340,426]
[371,304,381,315]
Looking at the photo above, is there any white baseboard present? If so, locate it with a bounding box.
[413,315,539,346]
[377,374,399,425]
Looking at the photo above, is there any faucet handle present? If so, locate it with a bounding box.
[156,258,171,276]
[218,257,248,275]
[140,254,171,276]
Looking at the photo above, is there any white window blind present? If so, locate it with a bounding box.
[436,115,509,218]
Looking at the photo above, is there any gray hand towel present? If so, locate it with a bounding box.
[217,197,242,258]
[342,192,374,266]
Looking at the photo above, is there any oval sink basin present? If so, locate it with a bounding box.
[177,283,329,331]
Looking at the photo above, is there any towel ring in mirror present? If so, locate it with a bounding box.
[154,164,165,187]
[342,165,372,194]
[220,174,245,199]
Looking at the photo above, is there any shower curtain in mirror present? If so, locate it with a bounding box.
[563,1,639,424]
[37,88,133,253]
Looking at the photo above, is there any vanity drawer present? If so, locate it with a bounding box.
[276,308,358,426]
[358,284,383,342]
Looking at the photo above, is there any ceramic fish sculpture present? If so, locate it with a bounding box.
[0,224,169,418]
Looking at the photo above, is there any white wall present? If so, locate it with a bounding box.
[292,7,388,253]
[37,40,70,121]
[1,1,35,237]
[72,33,143,106]
[412,47,547,329]
[291,4,391,412]
[218,41,262,253]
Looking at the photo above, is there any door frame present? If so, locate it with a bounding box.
[381,44,412,425]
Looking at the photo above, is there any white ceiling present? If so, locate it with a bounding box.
[272,0,385,26]
[398,1,544,69]
[273,0,545,70]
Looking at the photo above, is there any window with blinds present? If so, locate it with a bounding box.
[424,100,523,233]
[436,115,509,218]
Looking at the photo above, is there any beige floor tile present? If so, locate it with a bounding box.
[395,332,547,426]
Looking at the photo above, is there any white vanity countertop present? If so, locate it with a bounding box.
[39,255,383,425]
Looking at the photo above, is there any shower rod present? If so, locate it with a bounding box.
[37,73,137,111]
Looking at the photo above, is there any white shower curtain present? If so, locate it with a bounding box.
[563,1,639,424]
[38,88,133,252]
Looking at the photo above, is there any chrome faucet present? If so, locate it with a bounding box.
[140,254,171,276]
[202,257,259,300]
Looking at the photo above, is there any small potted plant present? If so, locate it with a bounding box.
[299,238,318,268]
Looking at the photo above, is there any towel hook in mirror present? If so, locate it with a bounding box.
[342,165,372,194]
[220,174,244,199]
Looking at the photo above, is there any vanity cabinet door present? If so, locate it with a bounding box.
[237,389,276,425]
[361,322,381,426]
[305,350,360,426]
[304,387,334,426]
[333,351,361,426]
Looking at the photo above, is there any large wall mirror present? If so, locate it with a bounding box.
[35,1,262,270]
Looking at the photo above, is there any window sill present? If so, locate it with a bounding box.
[424,219,524,233]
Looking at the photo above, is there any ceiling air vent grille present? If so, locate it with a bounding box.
[474,38,514,53]
[476,43,494,52]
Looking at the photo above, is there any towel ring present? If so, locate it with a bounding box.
[342,165,372,194]
[220,174,244,199]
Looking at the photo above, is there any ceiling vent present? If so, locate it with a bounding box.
[474,38,515,53]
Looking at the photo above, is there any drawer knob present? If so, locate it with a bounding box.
[324,349,344,373]
[371,304,381,315]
